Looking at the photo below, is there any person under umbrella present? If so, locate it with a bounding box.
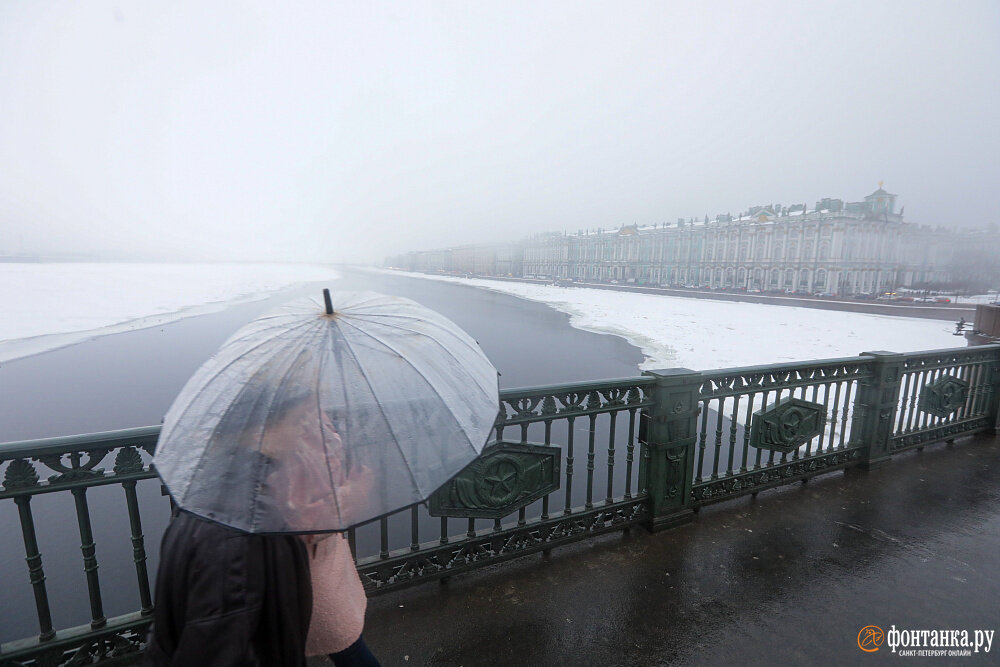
[145,290,500,666]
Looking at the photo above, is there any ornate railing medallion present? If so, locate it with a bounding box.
[749,397,826,453]
[919,375,969,418]
[427,441,560,519]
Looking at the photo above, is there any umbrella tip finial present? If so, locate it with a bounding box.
[322,288,334,315]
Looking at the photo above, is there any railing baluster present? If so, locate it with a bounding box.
[968,361,982,419]
[968,362,983,417]
[379,517,389,559]
[606,411,617,504]
[542,419,553,519]
[963,363,975,418]
[624,408,637,499]
[805,384,821,457]
[696,399,709,482]
[726,395,739,477]
[564,416,575,514]
[927,368,939,430]
[907,370,923,432]
[755,390,769,468]
[948,364,964,424]
[973,361,988,417]
[740,392,754,472]
[14,495,56,641]
[711,397,724,479]
[585,414,597,509]
[923,368,939,430]
[971,361,988,415]
[932,367,945,428]
[839,380,853,449]
[792,386,808,459]
[769,390,781,465]
[410,506,420,551]
[122,480,153,615]
[896,371,913,433]
[71,487,106,628]
[822,382,838,453]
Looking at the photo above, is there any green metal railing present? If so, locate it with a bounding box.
[1,344,998,666]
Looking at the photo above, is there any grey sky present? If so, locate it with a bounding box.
[1,1,997,263]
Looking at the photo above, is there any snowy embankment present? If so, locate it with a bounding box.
[0,262,341,362]
[374,269,959,372]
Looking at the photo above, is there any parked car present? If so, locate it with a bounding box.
[934,297,952,303]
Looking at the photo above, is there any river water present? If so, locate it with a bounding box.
[0,268,644,644]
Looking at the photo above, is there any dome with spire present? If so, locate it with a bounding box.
[864,181,897,217]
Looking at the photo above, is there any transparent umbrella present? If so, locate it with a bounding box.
[153,290,500,534]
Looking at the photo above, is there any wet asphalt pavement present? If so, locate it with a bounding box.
[310,432,1000,667]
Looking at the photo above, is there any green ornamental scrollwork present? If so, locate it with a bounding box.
[558,392,587,413]
[113,446,145,475]
[540,395,558,416]
[3,458,41,489]
[749,397,825,453]
[919,375,969,418]
[40,448,111,484]
[428,441,560,518]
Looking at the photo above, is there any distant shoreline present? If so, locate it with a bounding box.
[389,270,975,322]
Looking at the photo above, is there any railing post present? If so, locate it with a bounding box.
[639,368,700,532]
[988,349,1000,432]
[851,351,904,469]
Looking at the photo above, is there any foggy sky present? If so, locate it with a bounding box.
[1,1,998,263]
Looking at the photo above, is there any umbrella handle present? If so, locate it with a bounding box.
[323,288,334,315]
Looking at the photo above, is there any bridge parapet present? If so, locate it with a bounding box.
[2,345,998,666]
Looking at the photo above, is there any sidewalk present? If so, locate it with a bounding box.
[330,433,999,666]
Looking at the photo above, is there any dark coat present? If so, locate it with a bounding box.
[144,510,312,667]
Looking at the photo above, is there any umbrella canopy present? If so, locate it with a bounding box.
[154,290,500,534]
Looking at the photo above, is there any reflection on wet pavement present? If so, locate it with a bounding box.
[356,434,1000,666]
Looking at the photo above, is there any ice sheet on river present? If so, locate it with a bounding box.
[0,262,341,362]
[374,270,958,372]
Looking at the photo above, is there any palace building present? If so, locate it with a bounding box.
[388,186,992,295]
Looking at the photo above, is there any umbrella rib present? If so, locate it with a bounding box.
[247,323,329,532]
[315,322,344,525]
[339,312,485,360]
[164,316,318,449]
[338,316,495,396]
[333,321,425,498]
[177,323,315,529]
[336,319,486,475]
[167,317,320,505]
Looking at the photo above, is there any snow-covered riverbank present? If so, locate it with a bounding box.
[0,262,341,362]
[372,269,959,371]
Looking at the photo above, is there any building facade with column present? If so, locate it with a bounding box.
[387,187,990,295]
